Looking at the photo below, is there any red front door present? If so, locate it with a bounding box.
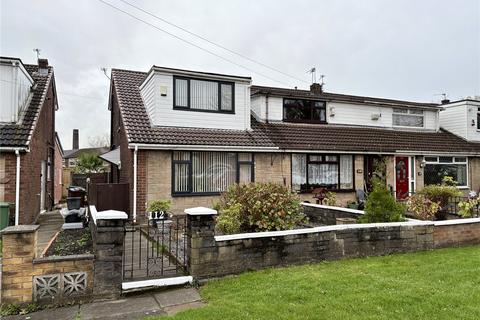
[395,157,409,199]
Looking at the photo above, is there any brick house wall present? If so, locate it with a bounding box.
[0,77,56,224]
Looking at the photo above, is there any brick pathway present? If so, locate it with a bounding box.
[5,287,204,319]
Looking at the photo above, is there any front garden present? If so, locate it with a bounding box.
[149,246,480,320]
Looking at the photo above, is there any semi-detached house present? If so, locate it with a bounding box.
[0,57,58,225]
[106,65,480,219]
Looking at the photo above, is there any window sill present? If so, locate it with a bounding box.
[283,119,327,124]
[296,189,355,194]
[172,192,222,197]
[173,107,235,114]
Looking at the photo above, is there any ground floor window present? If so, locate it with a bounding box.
[292,154,354,192]
[172,151,254,195]
[424,156,468,187]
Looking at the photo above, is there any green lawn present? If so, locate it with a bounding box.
[150,246,480,320]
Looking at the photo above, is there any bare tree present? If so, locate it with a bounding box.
[88,133,110,148]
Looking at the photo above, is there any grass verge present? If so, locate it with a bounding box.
[147,246,480,320]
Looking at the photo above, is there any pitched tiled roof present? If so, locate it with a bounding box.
[112,67,480,154]
[255,121,480,154]
[63,147,110,159]
[111,69,276,148]
[251,85,441,110]
[0,64,53,148]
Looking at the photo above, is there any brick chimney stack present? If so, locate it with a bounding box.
[310,83,323,94]
[38,58,49,75]
[72,129,79,150]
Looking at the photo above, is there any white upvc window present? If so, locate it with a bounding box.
[423,156,468,188]
[393,108,424,128]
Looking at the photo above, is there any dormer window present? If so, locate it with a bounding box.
[173,76,234,113]
[283,98,326,123]
[393,108,424,127]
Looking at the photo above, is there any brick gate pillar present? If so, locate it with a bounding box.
[185,207,217,278]
[90,206,127,299]
[0,225,39,304]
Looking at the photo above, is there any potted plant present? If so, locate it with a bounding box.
[147,199,172,227]
[346,201,359,210]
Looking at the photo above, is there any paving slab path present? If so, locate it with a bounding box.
[35,210,64,257]
[4,287,204,320]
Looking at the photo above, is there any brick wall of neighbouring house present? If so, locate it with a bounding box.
[469,157,480,192]
[18,79,56,224]
[110,81,134,216]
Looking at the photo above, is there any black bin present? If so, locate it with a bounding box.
[67,186,86,207]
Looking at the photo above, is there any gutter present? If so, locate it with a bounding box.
[128,144,279,152]
[133,145,138,223]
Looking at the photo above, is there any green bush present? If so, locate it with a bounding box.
[215,183,308,234]
[360,181,405,223]
[147,199,172,213]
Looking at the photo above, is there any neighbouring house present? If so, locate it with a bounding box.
[54,132,64,204]
[63,129,109,169]
[107,65,480,219]
[0,56,58,225]
[61,129,109,195]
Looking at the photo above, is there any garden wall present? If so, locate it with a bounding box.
[186,207,480,280]
[433,218,480,248]
[1,209,127,305]
[0,226,94,304]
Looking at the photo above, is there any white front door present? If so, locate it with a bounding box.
[40,160,46,212]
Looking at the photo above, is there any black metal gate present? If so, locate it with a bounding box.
[123,214,188,281]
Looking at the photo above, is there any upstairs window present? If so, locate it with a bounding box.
[283,99,326,123]
[393,108,424,128]
[173,76,234,113]
[477,107,480,130]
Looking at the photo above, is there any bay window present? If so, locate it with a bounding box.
[292,154,354,192]
[172,151,254,195]
[393,108,424,127]
[424,156,468,187]
[173,76,234,112]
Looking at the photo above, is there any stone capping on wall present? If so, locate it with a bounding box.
[184,206,218,215]
[433,217,480,226]
[89,205,128,224]
[33,253,95,264]
[302,203,365,215]
[214,220,434,242]
[0,224,39,234]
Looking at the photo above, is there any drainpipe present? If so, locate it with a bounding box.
[15,149,20,225]
[133,145,138,223]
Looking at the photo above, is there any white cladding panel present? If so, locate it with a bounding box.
[0,62,33,123]
[439,104,467,139]
[253,95,438,130]
[466,101,480,141]
[140,72,251,130]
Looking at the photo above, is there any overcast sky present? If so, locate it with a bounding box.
[1,0,479,149]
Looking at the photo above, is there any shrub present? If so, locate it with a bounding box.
[74,153,105,173]
[407,194,440,220]
[458,196,480,218]
[360,181,405,223]
[417,181,462,220]
[215,183,308,234]
[324,191,337,206]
